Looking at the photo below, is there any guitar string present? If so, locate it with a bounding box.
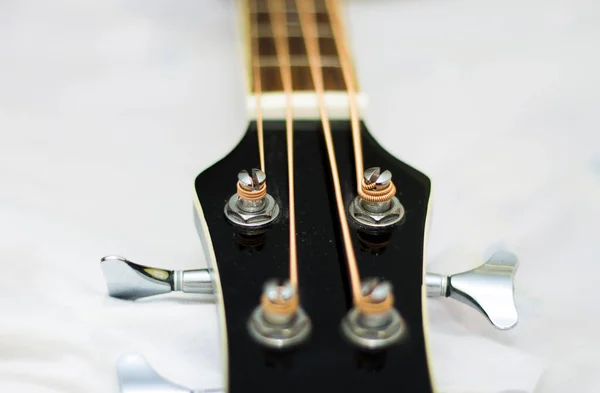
[324,0,364,191]
[295,0,363,304]
[267,0,299,287]
[250,0,266,172]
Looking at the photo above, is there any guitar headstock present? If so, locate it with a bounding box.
[193,120,433,392]
[101,121,519,392]
[99,1,519,391]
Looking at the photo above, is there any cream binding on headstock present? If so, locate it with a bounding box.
[100,0,519,392]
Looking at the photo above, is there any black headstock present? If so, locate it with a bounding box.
[194,120,433,393]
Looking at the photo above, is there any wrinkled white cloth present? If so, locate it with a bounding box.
[1,0,599,392]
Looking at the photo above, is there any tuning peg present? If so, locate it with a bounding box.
[101,256,214,300]
[425,251,519,330]
[117,353,222,393]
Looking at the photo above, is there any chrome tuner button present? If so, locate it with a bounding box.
[349,167,404,230]
[100,256,214,300]
[341,279,406,350]
[117,353,222,393]
[425,251,519,330]
[247,279,311,349]
[224,168,279,229]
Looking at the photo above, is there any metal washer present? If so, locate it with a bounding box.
[341,307,406,350]
[224,193,279,229]
[348,196,405,229]
[248,305,312,350]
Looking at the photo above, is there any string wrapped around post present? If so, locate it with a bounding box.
[237,181,267,201]
[358,179,397,203]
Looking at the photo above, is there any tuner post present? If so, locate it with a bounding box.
[341,278,406,350]
[349,167,404,230]
[248,279,311,350]
[224,168,279,229]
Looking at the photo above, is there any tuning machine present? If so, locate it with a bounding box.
[425,251,519,330]
[100,251,519,329]
[101,251,518,392]
[100,256,214,300]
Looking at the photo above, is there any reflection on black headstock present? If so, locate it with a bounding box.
[194,120,432,393]
[354,349,388,373]
[263,348,295,371]
[235,231,267,251]
[356,230,393,255]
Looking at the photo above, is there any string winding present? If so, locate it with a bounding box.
[236,182,267,201]
[357,180,396,202]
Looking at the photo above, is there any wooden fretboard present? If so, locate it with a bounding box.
[245,0,354,93]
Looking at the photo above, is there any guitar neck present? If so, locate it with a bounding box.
[241,0,366,120]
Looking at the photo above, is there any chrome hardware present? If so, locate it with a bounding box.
[248,306,311,349]
[341,279,406,350]
[362,167,393,213]
[101,256,213,300]
[425,251,519,330]
[247,279,311,349]
[236,169,266,212]
[349,197,404,229]
[349,167,404,229]
[224,168,279,228]
[117,353,222,393]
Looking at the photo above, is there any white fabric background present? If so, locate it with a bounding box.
[1,0,599,392]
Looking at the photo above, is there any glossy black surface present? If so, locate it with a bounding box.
[195,121,432,393]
